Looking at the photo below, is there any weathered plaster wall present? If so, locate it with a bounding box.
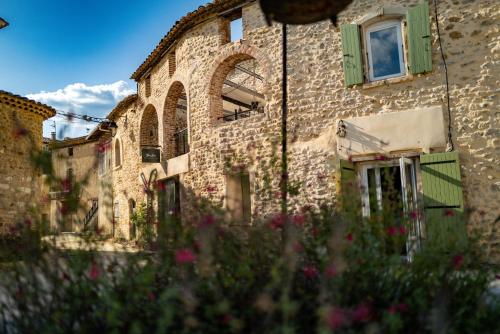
[113,0,498,259]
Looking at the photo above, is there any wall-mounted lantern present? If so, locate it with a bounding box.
[336,120,347,138]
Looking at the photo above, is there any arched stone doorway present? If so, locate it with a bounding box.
[163,82,189,160]
[140,104,159,148]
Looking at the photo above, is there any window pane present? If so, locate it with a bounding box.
[369,25,401,78]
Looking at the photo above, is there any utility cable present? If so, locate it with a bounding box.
[433,0,454,152]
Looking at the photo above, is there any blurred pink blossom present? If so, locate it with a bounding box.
[175,249,196,264]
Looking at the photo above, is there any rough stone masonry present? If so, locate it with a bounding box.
[96,0,498,261]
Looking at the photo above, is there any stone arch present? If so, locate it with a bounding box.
[163,81,189,159]
[207,42,273,125]
[140,104,159,147]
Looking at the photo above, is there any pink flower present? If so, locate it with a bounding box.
[388,305,398,314]
[326,308,347,330]
[13,127,28,139]
[443,209,455,217]
[148,292,156,302]
[409,210,419,219]
[206,185,217,193]
[398,226,407,235]
[270,214,287,230]
[302,265,319,279]
[397,303,409,313]
[89,263,100,280]
[386,226,397,236]
[175,248,196,264]
[346,233,353,242]
[24,219,32,228]
[453,254,464,270]
[61,178,71,192]
[352,303,371,323]
[291,214,306,226]
[325,264,337,279]
[199,214,215,228]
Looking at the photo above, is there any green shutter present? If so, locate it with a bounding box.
[340,24,363,87]
[407,2,432,74]
[337,159,361,215]
[420,152,467,248]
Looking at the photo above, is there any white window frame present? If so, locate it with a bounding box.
[358,157,422,260]
[364,19,406,82]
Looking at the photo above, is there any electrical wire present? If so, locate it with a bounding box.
[433,0,454,152]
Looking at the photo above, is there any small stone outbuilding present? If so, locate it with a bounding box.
[0,91,55,234]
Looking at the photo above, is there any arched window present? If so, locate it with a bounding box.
[140,104,159,147]
[208,54,266,125]
[115,138,121,167]
[164,81,189,159]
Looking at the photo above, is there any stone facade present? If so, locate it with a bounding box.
[0,91,55,234]
[99,0,497,261]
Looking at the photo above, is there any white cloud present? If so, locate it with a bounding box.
[26,81,135,139]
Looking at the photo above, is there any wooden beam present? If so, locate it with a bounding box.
[223,80,264,99]
[222,95,252,109]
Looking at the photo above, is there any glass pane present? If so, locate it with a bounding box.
[369,25,401,78]
[367,168,378,214]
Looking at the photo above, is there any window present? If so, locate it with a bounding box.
[168,52,176,77]
[339,152,466,260]
[364,20,406,81]
[226,172,251,223]
[221,9,243,44]
[68,147,73,156]
[114,200,120,219]
[145,75,151,97]
[340,3,432,87]
[359,157,420,258]
[115,139,121,167]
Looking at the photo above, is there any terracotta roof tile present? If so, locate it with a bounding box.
[106,94,138,120]
[131,0,248,80]
[0,90,56,120]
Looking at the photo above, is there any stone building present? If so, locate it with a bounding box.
[48,136,99,233]
[97,0,497,260]
[0,91,56,234]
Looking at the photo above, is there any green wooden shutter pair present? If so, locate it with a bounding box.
[340,2,432,87]
[339,152,466,245]
[420,152,467,248]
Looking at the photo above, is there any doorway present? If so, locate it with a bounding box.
[157,177,181,236]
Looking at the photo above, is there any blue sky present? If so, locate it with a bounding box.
[0,0,206,138]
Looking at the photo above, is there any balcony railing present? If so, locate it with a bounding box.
[174,128,189,157]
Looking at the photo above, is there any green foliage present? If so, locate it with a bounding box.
[0,126,498,333]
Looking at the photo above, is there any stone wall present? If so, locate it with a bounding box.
[109,0,498,260]
[0,94,54,234]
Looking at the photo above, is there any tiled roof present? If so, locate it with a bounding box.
[0,90,56,120]
[106,94,137,120]
[52,136,98,149]
[131,0,248,81]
